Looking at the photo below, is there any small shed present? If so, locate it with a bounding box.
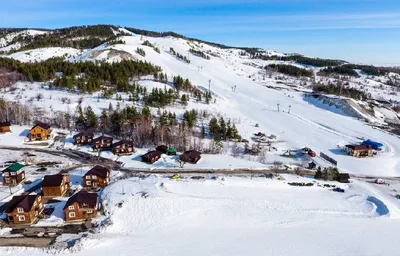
[180,150,201,164]
[156,145,168,154]
[167,147,177,156]
[338,173,350,183]
[141,151,163,164]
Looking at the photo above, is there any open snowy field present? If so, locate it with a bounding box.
[1,175,400,255]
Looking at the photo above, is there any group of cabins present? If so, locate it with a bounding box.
[141,145,201,165]
[0,122,52,142]
[3,164,111,225]
[344,140,383,158]
[73,132,134,156]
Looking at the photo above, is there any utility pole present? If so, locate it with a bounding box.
[277,103,280,112]
[288,105,291,114]
[208,79,211,94]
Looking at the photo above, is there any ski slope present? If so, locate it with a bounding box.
[74,34,400,176]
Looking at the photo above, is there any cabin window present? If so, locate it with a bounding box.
[22,173,25,179]
[34,201,37,206]
[92,175,97,179]
[68,205,74,210]
[11,172,16,176]
[86,175,91,179]
[39,203,43,209]
[3,172,8,177]
[69,212,76,218]
[86,181,91,186]
[17,207,24,213]
[18,215,25,222]
[87,210,93,214]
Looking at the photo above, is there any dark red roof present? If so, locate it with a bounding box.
[113,140,134,147]
[64,190,98,209]
[346,144,371,151]
[142,150,163,159]
[7,194,39,213]
[183,150,201,158]
[0,121,10,127]
[93,135,113,143]
[73,131,94,139]
[32,122,51,130]
[42,174,65,187]
[85,165,110,178]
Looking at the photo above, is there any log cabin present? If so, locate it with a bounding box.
[0,121,11,133]
[345,144,373,157]
[83,165,110,190]
[73,131,94,145]
[141,150,163,164]
[92,135,113,151]
[113,140,134,155]
[64,190,98,222]
[42,174,70,197]
[2,163,25,186]
[30,122,52,141]
[7,194,44,225]
[180,150,202,164]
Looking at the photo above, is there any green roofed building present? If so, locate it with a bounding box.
[2,163,25,186]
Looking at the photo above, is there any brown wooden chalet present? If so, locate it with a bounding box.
[7,194,44,225]
[30,122,52,141]
[83,165,110,189]
[0,121,11,133]
[345,144,373,157]
[92,135,113,151]
[2,163,25,186]
[141,150,163,164]
[180,150,202,164]
[113,140,134,156]
[42,174,70,197]
[64,190,98,222]
[73,131,94,145]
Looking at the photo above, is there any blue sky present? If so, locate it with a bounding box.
[2,0,400,65]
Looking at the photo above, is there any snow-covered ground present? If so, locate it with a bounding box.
[6,47,82,62]
[1,175,400,255]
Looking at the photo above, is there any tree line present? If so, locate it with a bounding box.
[267,64,313,77]
[312,83,368,100]
[189,49,210,60]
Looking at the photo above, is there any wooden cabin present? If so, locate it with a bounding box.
[0,121,11,133]
[141,150,163,164]
[92,135,113,151]
[2,163,25,186]
[30,122,52,141]
[42,174,70,197]
[64,190,98,222]
[180,150,202,164]
[83,165,110,189]
[7,194,44,225]
[345,145,373,157]
[338,173,350,183]
[113,140,134,156]
[73,131,94,145]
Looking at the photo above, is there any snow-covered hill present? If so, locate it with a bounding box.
[1,27,400,176]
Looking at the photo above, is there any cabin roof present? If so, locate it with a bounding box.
[73,131,94,139]
[3,163,24,172]
[42,174,65,187]
[64,190,98,209]
[93,135,113,143]
[31,122,51,130]
[7,194,39,213]
[142,150,163,159]
[113,140,134,147]
[0,121,11,127]
[85,165,110,178]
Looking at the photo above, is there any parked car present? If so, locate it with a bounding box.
[333,187,345,193]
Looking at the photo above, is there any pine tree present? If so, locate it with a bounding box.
[85,106,98,129]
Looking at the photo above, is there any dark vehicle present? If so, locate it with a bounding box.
[333,187,345,193]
